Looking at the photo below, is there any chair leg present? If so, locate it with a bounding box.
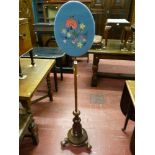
[104,26,112,47]
[28,118,39,145]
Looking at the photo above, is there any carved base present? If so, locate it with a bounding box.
[61,110,92,151]
[61,131,92,151]
[67,128,88,146]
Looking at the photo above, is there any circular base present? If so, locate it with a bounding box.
[67,128,88,146]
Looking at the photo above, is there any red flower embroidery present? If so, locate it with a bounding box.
[66,18,77,29]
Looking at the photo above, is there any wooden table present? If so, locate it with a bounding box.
[19,58,55,102]
[89,39,135,87]
[19,58,55,144]
[120,80,135,155]
[121,80,135,131]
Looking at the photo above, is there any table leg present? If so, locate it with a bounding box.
[20,99,31,114]
[59,58,63,80]
[29,50,35,66]
[122,101,131,131]
[91,55,99,87]
[19,59,23,78]
[46,73,53,101]
[53,65,58,92]
[130,127,135,155]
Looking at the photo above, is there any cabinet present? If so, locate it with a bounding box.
[107,0,131,19]
[19,18,33,56]
[91,0,108,36]
[90,0,132,38]
[32,0,91,23]
[19,0,36,45]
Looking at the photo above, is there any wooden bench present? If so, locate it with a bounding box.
[89,39,135,87]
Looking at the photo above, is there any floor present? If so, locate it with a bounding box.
[20,55,135,155]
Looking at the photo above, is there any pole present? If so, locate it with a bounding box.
[74,58,78,112]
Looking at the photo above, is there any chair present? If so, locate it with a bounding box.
[92,35,103,49]
[19,104,39,145]
[22,23,66,91]
[91,26,112,50]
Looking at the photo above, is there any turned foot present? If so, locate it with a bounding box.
[85,142,92,151]
[61,138,69,147]
[28,121,39,145]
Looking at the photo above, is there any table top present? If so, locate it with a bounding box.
[22,47,65,59]
[126,80,135,106]
[19,58,55,100]
[106,19,130,24]
[89,39,135,55]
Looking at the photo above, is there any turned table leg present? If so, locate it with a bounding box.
[53,65,58,92]
[46,73,53,101]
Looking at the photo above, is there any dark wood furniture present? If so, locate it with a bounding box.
[104,19,130,47]
[120,80,135,155]
[91,0,132,37]
[19,18,35,78]
[19,0,36,45]
[32,0,91,23]
[89,39,135,87]
[121,25,134,50]
[32,0,134,38]
[19,58,55,144]
[42,0,91,22]
[19,112,38,145]
[19,18,33,57]
[121,80,135,131]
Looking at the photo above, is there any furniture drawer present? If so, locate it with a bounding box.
[19,18,32,56]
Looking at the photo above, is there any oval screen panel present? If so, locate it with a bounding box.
[54,1,95,57]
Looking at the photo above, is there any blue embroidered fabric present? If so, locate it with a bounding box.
[54,1,95,57]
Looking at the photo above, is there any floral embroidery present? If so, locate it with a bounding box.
[61,16,87,48]
[77,41,83,48]
[62,28,67,34]
[80,23,86,31]
[66,18,78,29]
[66,32,72,38]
